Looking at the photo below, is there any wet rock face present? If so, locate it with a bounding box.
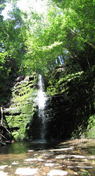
[45,93,75,141]
[3,73,38,141]
[26,111,44,141]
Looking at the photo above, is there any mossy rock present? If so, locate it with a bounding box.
[4,73,38,141]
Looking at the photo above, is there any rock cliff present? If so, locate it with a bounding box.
[3,73,38,141]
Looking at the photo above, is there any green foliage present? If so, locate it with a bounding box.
[0,2,29,105]
[85,115,95,138]
[1,0,95,74]
[0,0,6,13]
[6,74,38,141]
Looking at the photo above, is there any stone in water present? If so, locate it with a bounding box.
[15,168,38,175]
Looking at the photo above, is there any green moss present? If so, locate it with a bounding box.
[5,74,38,141]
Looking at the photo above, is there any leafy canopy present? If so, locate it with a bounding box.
[1,0,95,75]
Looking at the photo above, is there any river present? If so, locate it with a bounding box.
[0,139,95,175]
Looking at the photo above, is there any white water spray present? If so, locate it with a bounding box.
[38,75,46,110]
[36,74,47,142]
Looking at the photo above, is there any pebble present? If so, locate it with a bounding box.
[56,154,86,159]
[45,163,60,167]
[47,169,68,176]
[15,168,38,175]
[68,165,93,169]
[24,158,44,162]
[12,161,19,165]
[0,171,8,176]
[49,146,74,152]
[0,165,8,169]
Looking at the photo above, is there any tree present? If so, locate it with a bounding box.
[0,1,29,105]
[19,0,94,74]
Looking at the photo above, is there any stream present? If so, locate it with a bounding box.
[0,139,95,176]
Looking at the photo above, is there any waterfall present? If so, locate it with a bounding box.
[36,74,47,142]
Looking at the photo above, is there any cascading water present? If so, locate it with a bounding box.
[36,74,47,142]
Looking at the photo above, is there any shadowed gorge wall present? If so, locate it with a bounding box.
[45,65,95,140]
